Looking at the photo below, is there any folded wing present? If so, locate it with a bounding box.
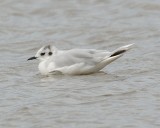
[53,49,111,68]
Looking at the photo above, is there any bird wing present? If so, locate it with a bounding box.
[52,49,111,68]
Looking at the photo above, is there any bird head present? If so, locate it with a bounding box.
[28,45,56,61]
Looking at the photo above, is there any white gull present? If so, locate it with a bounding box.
[28,44,134,75]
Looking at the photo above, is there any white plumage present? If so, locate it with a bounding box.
[28,44,134,75]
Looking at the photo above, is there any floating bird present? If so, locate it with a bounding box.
[28,44,134,75]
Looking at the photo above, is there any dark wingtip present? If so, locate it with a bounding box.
[110,50,126,57]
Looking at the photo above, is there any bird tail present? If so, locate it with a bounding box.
[110,43,134,57]
[94,44,134,71]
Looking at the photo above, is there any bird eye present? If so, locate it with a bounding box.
[41,53,45,56]
[48,52,52,56]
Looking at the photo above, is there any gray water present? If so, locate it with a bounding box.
[0,0,160,128]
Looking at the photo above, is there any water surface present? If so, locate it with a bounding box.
[0,0,160,128]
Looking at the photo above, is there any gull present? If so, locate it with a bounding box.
[28,44,134,75]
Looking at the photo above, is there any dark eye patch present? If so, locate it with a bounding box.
[48,52,52,56]
[41,53,45,56]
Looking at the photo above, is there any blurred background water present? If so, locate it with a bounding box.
[0,0,160,128]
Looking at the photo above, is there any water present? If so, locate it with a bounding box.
[0,0,160,127]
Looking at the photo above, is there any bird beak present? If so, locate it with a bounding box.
[27,56,37,61]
